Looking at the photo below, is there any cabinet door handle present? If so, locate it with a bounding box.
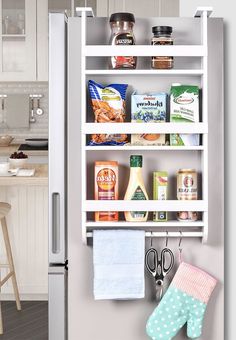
[52,193,60,254]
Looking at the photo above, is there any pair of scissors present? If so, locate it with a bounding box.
[145,247,174,301]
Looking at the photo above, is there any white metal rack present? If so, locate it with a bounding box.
[85,146,205,151]
[85,45,206,57]
[87,231,204,239]
[85,200,207,212]
[83,122,208,134]
[77,7,211,245]
[85,70,204,75]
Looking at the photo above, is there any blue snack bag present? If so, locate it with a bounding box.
[88,80,128,145]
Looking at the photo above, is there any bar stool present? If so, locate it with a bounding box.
[0,202,21,334]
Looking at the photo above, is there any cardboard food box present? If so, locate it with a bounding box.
[170,84,200,146]
[131,92,167,145]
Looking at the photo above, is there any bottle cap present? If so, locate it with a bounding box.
[130,155,142,167]
[152,26,172,34]
[110,12,135,23]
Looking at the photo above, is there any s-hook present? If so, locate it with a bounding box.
[165,231,169,248]
[150,231,153,248]
[178,231,183,263]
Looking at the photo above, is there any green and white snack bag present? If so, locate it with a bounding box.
[170,84,200,146]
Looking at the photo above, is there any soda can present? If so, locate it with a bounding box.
[177,169,197,221]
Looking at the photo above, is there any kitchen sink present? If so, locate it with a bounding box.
[18,144,48,151]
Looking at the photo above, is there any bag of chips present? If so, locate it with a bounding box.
[88,80,128,145]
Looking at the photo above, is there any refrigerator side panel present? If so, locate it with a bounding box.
[49,267,67,340]
[67,17,83,340]
[49,13,66,264]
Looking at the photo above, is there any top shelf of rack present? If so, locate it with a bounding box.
[84,45,207,57]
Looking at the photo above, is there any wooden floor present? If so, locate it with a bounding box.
[0,301,48,340]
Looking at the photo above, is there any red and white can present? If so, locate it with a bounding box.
[177,169,198,221]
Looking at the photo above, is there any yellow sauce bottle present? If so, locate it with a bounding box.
[124,155,149,221]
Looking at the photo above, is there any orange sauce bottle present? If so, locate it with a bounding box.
[94,161,118,221]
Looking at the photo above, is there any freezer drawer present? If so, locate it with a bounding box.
[49,266,67,340]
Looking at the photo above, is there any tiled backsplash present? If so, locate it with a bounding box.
[0,82,48,143]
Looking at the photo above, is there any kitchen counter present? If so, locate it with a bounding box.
[0,144,48,156]
[0,144,20,155]
[0,164,48,186]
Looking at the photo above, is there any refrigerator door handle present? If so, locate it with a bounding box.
[52,192,60,254]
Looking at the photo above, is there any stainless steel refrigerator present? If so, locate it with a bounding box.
[49,13,67,340]
[48,11,224,340]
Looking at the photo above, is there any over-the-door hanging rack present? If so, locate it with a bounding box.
[76,6,212,245]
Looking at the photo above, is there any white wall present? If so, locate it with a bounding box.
[180,1,233,339]
[0,83,48,143]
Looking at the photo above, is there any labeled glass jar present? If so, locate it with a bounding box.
[151,26,173,69]
[109,12,137,69]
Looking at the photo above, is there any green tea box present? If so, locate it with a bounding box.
[170,84,200,146]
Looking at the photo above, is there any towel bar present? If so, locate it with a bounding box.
[86,231,203,238]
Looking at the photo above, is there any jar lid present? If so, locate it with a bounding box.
[178,169,196,173]
[130,155,142,167]
[110,12,135,23]
[152,26,173,34]
[95,161,118,166]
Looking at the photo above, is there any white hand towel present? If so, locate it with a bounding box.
[93,229,145,300]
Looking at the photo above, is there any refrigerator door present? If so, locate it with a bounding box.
[49,266,67,340]
[49,13,66,264]
[67,15,224,340]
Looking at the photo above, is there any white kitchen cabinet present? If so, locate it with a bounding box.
[0,185,48,300]
[97,0,179,17]
[0,0,37,81]
[49,0,71,14]
[37,0,48,81]
[0,0,49,81]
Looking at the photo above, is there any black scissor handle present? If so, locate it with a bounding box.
[145,248,158,277]
[161,248,175,275]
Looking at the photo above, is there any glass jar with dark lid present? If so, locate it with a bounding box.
[109,12,137,69]
[151,26,173,69]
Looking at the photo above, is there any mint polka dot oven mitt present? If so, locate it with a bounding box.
[146,262,217,339]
